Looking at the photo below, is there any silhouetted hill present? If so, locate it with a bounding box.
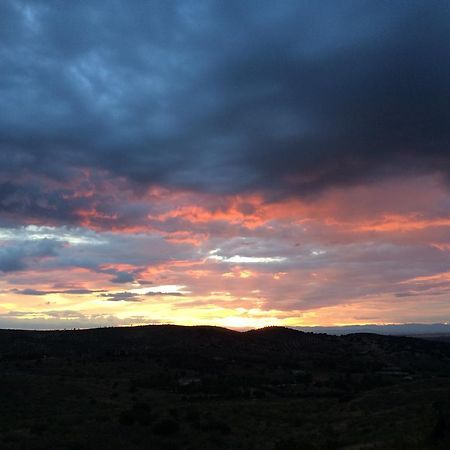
[1,325,450,449]
[2,325,449,371]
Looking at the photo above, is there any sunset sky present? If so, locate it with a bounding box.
[1,1,450,329]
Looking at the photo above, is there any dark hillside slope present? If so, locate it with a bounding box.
[1,325,450,373]
[1,326,450,449]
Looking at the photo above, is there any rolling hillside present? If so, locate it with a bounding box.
[1,325,450,449]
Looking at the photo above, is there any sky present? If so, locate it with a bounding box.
[1,0,450,330]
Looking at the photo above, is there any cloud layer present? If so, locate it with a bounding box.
[0,1,449,328]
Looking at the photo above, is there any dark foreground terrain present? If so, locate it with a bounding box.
[1,325,450,449]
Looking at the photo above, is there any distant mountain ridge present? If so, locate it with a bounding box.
[293,323,450,335]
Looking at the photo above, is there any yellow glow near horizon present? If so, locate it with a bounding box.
[3,274,450,329]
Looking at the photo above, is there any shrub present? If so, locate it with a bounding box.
[118,410,136,426]
[152,418,180,436]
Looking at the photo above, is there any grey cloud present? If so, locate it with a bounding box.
[144,291,184,297]
[137,279,153,286]
[100,290,184,302]
[108,271,136,284]
[100,292,141,302]
[12,288,105,296]
[12,288,49,295]
[0,238,61,272]
[63,288,105,295]
[30,230,197,279]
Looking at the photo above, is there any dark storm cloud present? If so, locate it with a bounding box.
[1,0,449,225]
[0,179,96,226]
